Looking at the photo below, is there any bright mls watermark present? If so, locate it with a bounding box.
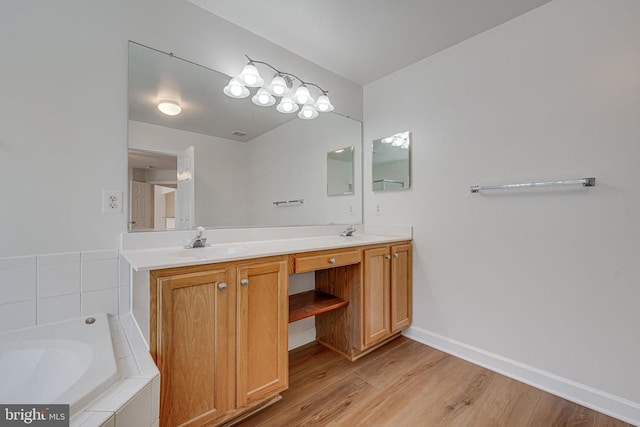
[0,405,69,426]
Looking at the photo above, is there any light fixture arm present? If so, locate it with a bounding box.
[245,55,329,95]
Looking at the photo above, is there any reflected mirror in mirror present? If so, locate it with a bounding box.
[327,146,354,196]
[127,41,362,231]
[372,131,411,191]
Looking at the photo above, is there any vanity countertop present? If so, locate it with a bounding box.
[122,234,410,271]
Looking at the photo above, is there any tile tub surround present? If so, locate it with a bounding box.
[70,313,159,427]
[0,249,129,333]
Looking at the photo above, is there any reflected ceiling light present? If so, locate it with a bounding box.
[334,148,345,153]
[224,55,334,119]
[157,100,182,116]
[223,78,250,98]
[381,137,394,144]
[251,88,276,107]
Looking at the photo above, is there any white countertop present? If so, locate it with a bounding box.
[121,234,410,271]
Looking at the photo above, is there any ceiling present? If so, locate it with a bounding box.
[187,0,552,84]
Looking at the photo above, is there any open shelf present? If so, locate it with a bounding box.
[289,290,349,323]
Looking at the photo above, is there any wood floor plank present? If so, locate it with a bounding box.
[527,392,595,427]
[238,338,631,427]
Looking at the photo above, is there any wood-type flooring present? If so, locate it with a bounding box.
[237,337,632,427]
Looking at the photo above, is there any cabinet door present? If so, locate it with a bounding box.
[362,246,391,347]
[156,269,235,427]
[391,243,412,332]
[237,260,288,407]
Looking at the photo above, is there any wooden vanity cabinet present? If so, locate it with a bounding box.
[150,257,288,427]
[362,243,412,349]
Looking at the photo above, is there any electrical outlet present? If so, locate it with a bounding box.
[375,203,382,215]
[102,190,122,214]
[348,205,354,215]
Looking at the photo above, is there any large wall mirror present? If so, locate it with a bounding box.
[372,131,411,191]
[127,41,362,231]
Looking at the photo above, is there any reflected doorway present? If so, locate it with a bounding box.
[128,149,178,231]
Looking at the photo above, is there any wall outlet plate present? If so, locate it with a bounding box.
[102,190,122,214]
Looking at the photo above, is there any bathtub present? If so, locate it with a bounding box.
[0,314,119,416]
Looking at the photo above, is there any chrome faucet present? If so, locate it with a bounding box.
[341,224,356,237]
[185,226,209,248]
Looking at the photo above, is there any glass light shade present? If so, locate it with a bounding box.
[298,104,319,120]
[237,63,264,87]
[157,100,181,116]
[251,88,276,107]
[276,95,299,113]
[223,78,250,98]
[315,94,334,112]
[294,85,312,104]
[269,75,287,96]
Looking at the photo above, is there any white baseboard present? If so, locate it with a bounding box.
[404,326,640,426]
[288,327,316,351]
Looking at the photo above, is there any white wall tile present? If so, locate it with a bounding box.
[70,411,113,427]
[83,260,118,292]
[83,288,118,316]
[0,300,36,332]
[118,256,131,288]
[0,256,36,305]
[119,286,130,315]
[115,382,152,427]
[151,375,159,422]
[38,253,81,298]
[82,250,119,262]
[88,378,148,412]
[38,293,81,324]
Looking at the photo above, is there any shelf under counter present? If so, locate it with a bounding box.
[288,290,349,323]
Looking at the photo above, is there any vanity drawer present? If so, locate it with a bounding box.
[295,249,361,273]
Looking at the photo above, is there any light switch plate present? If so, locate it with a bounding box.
[102,190,123,214]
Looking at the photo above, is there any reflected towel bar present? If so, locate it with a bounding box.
[273,199,304,206]
[470,177,595,193]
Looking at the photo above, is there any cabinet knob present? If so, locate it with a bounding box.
[329,258,336,264]
[385,254,391,260]
[240,278,249,286]
[394,253,399,259]
[218,283,227,290]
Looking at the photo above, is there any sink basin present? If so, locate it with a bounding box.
[170,245,247,260]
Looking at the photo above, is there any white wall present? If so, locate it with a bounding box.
[364,0,640,420]
[246,113,362,226]
[0,0,362,258]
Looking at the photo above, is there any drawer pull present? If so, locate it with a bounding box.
[385,254,391,260]
[240,279,249,287]
[394,253,399,259]
[329,258,336,264]
[218,283,227,290]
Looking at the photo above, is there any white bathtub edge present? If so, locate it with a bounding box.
[72,314,159,427]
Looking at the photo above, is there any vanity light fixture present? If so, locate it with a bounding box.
[157,100,182,116]
[381,132,410,149]
[223,55,334,120]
